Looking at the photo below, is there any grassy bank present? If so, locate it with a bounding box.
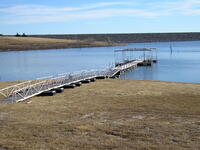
[0,79,200,149]
[0,36,122,52]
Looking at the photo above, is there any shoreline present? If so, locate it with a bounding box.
[0,36,123,52]
[30,32,200,43]
[2,32,200,52]
[1,78,200,89]
[0,44,122,52]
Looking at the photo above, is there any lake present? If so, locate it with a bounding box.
[0,41,200,83]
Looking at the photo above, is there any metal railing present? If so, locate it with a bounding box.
[0,68,115,103]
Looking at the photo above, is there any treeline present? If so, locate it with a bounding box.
[0,33,28,37]
[15,33,27,37]
[30,32,200,43]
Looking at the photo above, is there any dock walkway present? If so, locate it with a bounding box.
[0,59,153,103]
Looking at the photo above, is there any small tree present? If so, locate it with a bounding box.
[15,33,20,37]
[22,33,27,37]
[0,34,3,36]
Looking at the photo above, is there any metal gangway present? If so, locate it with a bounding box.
[0,69,115,103]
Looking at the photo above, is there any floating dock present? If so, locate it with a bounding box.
[0,48,157,103]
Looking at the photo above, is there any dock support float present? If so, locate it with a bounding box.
[90,78,96,82]
[81,79,91,84]
[74,82,82,86]
[38,90,56,96]
[51,88,64,93]
[63,84,76,89]
[96,76,106,79]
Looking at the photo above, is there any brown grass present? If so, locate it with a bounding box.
[0,81,23,100]
[0,36,122,52]
[0,79,200,150]
[0,81,23,89]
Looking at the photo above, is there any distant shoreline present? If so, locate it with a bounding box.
[30,32,200,43]
[1,32,200,52]
[0,36,123,52]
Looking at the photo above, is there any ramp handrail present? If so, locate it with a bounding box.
[0,68,115,102]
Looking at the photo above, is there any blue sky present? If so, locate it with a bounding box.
[0,0,200,35]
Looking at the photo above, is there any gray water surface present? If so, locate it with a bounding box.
[0,41,200,83]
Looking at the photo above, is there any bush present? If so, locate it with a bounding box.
[15,33,20,37]
[22,33,27,37]
[0,34,3,36]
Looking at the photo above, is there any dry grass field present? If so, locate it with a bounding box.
[0,81,23,89]
[0,36,121,52]
[0,79,200,150]
[0,81,23,101]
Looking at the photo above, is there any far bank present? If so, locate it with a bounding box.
[30,32,200,43]
[0,36,122,52]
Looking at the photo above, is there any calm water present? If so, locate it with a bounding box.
[0,41,200,83]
